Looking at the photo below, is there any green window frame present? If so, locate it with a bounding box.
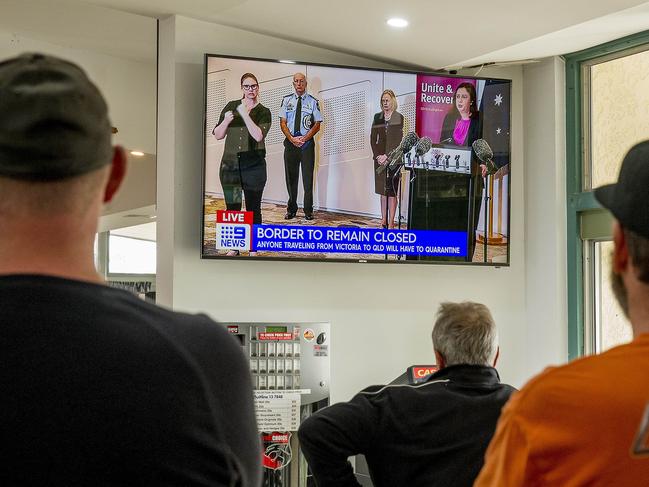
[565,30,649,359]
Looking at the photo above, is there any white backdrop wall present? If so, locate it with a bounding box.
[158,15,566,399]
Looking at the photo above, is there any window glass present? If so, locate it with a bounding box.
[594,240,632,352]
[108,234,156,274]
[589,48,649,189]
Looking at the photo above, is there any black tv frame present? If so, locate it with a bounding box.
[200,52,512,267]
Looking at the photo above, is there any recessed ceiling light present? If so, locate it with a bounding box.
[279,59,296,64]
[130,151,145,157]
[387,18,408,28]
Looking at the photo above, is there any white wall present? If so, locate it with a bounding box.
[523,57,568,370]
[103,153,156,214]
[0,23,156,155]
[158,15,566,400]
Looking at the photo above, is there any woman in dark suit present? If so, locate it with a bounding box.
[212,73,271,255]
[440,82,481,147]
[370,89,406,229]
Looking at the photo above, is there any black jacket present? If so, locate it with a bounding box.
[298,365,515,487]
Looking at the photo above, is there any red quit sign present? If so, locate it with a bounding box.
[216,210,253,224]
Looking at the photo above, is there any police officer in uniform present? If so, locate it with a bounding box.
[279,72,323,220]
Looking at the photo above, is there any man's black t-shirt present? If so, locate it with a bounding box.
[0,274,261,486]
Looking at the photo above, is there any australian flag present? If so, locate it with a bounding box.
[479,80,511,169]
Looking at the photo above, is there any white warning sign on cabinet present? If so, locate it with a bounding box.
[254,392,301,432]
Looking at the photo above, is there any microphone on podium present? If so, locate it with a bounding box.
[377,132,419,174]
[472,139,498,175]
[414,137,432,167]
[400,132,419,157]
[390,132,420,169]
[414,137,432,157]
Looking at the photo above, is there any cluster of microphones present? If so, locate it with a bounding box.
[376,132,498,176]
[376,132,432,174]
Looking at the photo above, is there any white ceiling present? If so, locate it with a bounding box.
[110,222,157,241]
[0,0,155,62]
[57,0,649,69]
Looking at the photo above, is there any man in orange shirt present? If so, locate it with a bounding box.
[475,140,649,486]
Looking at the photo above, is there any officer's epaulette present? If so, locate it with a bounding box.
[281,93,293,99]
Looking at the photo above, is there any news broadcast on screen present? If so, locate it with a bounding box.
[201,54,511,265]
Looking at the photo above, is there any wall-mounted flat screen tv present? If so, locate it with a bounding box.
[202,54,511,265]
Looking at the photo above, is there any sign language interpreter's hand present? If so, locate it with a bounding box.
[223,110,235,125]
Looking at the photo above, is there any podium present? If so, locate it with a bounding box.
[405,145,477,262]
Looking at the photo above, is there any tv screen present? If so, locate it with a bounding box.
[202,54,511,265]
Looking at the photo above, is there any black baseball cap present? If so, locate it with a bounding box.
[594,140,649,238]
[0,53,113,181]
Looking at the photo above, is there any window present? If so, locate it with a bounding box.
[593,241,632,351]
[566,31,649,357]
[108,235,156,274]
[107,223,156,275]
[587,47,649,190]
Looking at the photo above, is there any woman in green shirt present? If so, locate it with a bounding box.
[213,72,272,231]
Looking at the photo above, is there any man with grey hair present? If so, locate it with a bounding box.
[0,53,260,486]
[299,301,515,487]
[432,301,500,367]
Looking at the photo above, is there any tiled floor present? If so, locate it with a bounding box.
[203,195,508,264]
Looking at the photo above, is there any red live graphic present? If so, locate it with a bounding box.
[216,210,253,225]
[215,210,253,251]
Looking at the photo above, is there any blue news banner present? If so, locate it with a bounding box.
[253,225,467,257]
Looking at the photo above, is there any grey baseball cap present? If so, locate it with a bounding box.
[0,53,113,181]
[594,140,649,239]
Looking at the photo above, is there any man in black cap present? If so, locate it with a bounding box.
[0,53,261,486]
[476,140,649,486]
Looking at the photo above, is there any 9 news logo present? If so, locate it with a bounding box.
[215,210,253,251]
